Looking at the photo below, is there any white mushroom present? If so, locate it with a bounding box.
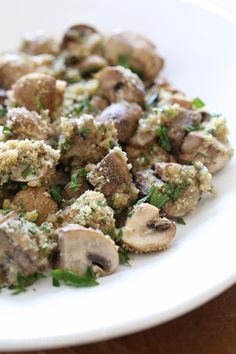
[57,224,119,276]
[122,203,176,253]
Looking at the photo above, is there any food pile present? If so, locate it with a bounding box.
[0,25,233,293]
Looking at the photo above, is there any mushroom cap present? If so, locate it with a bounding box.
[98,101,143,143]
[96,66,145,106]
[12,72,65,113]
[122,203,176,253]
[57,224,119,276]
[105,32,164,81]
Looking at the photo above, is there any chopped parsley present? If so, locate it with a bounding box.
[51,267,98,288]
[21,165,32,179]
[1,207,12,215]
[192,97,205,109]
[142,155,150,165]
[175,217,186,225]
[50,185,63,204]
[96,200,106,207]
[118,54,143,78]
[185,124,203,133]
[41,222,52,234]
[0,105,7,117]
[9,272,45,295]
[68,172,81,192]
[73,98,96,116]
[118,247,130,265]
[35,96,45,111]
[2,125,13,137]
[160,106,176,117]
[20,183,28,190]
[156,125,171,152]
[78,127,91,137]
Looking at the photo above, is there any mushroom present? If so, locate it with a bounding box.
[12,72,66,113]
[96,66,145,106]
[0,53,35,89]
[0,216,50,285]
[57,224,119,276]
[98,101,143,143]
[20,32,59,55]
[104,32,164,81]
[135,169,162,195]
[6,107,54,141]
[12,187,58,225]
[179,131,233,174]
[87,147,138,211]
[122,203,176,253]
[79,55,108,76]
[61,24,103,57]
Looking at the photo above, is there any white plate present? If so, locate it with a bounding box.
[0,0,236,351]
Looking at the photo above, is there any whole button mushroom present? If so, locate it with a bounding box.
[57,224,119,276]
[122,203,176,253]
[96,66,145,106]
[105,32,164,81]
[98,101,143,143]
[12,72,66,113]
[0,53,36,89]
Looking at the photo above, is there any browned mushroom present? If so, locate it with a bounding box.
[20,32,59,55]
[98,101,143,143]
[12,72,66,113]
[96,66,145,106]
[79,55,108,76]
[12,187,58,225]
[105,32,164,81]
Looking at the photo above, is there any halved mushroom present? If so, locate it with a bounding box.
[122,203,176,253]
[79,55,108,76]
[98,101,143,143]
[20,32,59,55]
[0,53,36,89]
[104,32,164,81]
[12,187,58,225]
[57,224,119,276]
[96,66,145,106]
[179,131,233,174]
[0,216,51,285]
[12,72,66,113]
[6,107,54,141]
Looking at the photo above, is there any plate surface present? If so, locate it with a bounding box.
[0,0,236,351]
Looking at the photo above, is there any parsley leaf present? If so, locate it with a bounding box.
[35,96,45,111]
[51,268,98,288]
[156,125,171,152]
[0,105,7,117]
[118,248,130,265]
[77,168,87,178]
[73,98,96,115]
[10,272,46,295]
[78,127,91,137]
[50,185,63,204]
[69,172,81,192]
[192,97,205,109]
[2,125,13,137]
[21,165,32,179]
[118,54,130,68]
[176,217,186,225]
[185,124,203,133]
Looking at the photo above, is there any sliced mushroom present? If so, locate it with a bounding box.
[135,169,162,196]
[98,101,143,143]
[57,224,119,276]
[87,147,138,211]
[12,72,66,113]
[179,131,233,174]
[105,32,164,81]
[6,107,54,141]
[122,203,176,253]
[12,187,58,225]
[96,66,145,106]
[0,53,36,89]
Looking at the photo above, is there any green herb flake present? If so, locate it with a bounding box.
[142,155,150,165]
[69,173,81,192]
[41,222,52,234]
[2,125,13,137]
[156,125,171,152]
[21,165,32,179]
[160,106,176,117]
[10,272,46,295]
[73,98,96,116]
[78,127,91,137]
[0,105,7,117]
[96,200,106,207]
[1,207,12,215]
[118,248,130,266]
[185,124,203,133]
[118,54,130,68]
[115,229,123,242]
[51,268,98,288]
[176,217,186,225]
[20,184,28,190]
[50,185,63,204]
[192,97,205,109]
[35,96,45,111]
